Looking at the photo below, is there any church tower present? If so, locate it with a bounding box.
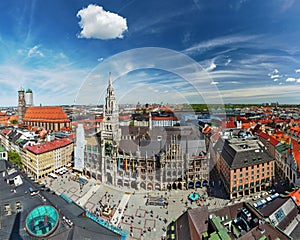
[102,73,120,142]
[18,87,26,125]
[100,73,120,185]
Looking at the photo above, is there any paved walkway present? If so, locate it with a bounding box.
[111,192,131,226]
[42,172,232,239]
[78,184,101,206]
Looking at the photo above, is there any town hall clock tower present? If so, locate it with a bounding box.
[100,73,120,184]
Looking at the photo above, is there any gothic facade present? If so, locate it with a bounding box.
[82,75,208,190]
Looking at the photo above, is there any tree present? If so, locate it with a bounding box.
[8,150,22,168]
[10,119,18,125]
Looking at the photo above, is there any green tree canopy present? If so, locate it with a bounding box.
[8,150,22,168]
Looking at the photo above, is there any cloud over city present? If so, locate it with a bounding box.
[77,4,128,40]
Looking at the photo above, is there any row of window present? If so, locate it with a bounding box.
[232,174,270,185]
[233,162,272,173]
[233,169,271,178]
[231,178,270,192]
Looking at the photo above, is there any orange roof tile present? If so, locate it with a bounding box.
[211,133,220,142]
[152,116,179,121]
[202,125,212,134]
[292,139,300,172]
[258,131,269,140]
[288,188,300,206]
[269,136,279,146]
[23,106,70,123]
[27,138,73,155]
[241,123,251,129]
[119,115,131,120]
[221,121,235,128]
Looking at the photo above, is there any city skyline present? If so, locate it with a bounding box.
[1,0,300,106]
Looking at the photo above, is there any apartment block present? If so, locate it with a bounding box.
[24,138,73,179]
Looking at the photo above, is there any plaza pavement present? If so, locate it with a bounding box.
[111,193,131,226]
[42,172,236,240]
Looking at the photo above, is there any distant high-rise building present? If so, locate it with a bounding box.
[17,87,26,125]
[25,88,34,106]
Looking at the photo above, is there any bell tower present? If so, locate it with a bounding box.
[18,87,26,125]
[102,73,120,142]
[100,73,120,185]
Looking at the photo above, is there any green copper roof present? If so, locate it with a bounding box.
[18,87,25,92]
[275,142,289,154]
[26,88,33,93]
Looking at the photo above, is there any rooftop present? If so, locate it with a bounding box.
[27,138,73,155]
[23,106,70,123]
[213,137,273,169]
[170,202,291,240]
[0,162,122,240]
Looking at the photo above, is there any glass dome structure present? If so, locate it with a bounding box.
[26,205,59,237]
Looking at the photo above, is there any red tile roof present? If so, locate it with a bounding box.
[211,133,220,142]
[27,138,73,155]
[292,139,300,173]
[258,131,280,146]
[258,131,269,140]
[119,115,131,121]
[23,106,70,123]
[152,116,179,121]
[241,123,251,129]
[221,121,235,128]
[288,188,300,206]
[202,125,212,134]
[269,136,280,146]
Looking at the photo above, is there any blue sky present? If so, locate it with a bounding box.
[1,0,300,106]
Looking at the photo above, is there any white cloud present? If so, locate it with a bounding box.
[0,63,88,106]
[220,84,299,101]
[286,77,296,82]
[184,34,258,53]
[210,81,219,85]
[77,4,128,40]
[295,69,300,73]
[225,58,232,66]
[28,45,44,57]
[273,79,278,82]
[270,74,280,79]
[206,62,216,71]
[268,69,281,79]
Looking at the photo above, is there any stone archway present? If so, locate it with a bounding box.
[202,180,208,187]
[117,179,123,186]
[106,174,113,184]
[188,182,194,189]
[131,181,137,189]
